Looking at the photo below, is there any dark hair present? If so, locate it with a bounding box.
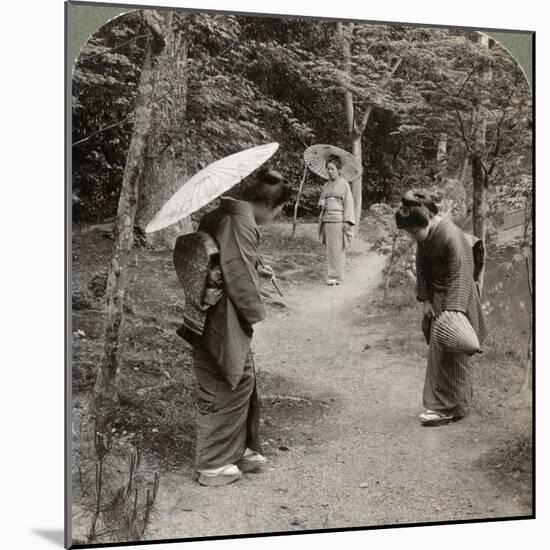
[401,189,438,214]
[325,155,342,170]
[242,169,293,208]
[395,206,431,229]
[395,189,438,229]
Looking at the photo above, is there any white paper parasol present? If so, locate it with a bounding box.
[433,311,481,354]
[145,142,280,233]
[303,144,362,182]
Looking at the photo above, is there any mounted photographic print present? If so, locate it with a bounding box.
[66,0,534,547]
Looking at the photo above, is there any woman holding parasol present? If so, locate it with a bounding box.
[395,190,487,426]
[304,145,359,286]
[189,169,292,485]
[147,144,292,486]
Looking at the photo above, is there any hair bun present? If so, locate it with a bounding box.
[402,189,438,215]
[260,169,284,185]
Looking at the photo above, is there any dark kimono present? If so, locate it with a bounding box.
[192,197,266,470]
[416,216,487,417]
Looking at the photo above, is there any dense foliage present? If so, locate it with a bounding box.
[72,11,531,225]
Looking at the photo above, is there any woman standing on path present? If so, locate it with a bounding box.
[318,156,355,285]
[180,170,292,486]
[395,190,487,426]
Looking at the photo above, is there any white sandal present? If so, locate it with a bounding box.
[419,410,455,426]
[198,464,242,486]
[237,448,267,473]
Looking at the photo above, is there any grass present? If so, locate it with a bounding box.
[71,217,532,537]
[71,220,328,469]
[71,219,330,542]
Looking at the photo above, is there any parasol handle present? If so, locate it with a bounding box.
[258,256,284,297]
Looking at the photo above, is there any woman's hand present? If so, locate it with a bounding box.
[257,264,275,279]
[344,223,355,248]
[423,300,435,319]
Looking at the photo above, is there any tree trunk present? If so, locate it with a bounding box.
[471,33,492,293]
[136,12,193,249]
[350,133,364,231]
[336,22,363,234]
[93,20,164,419]
[437,133,448,176]
[383,233,398,302]
[336,24,407,234]
[458,153,470,183]
[520,320,532,394]
[291,164,308,239]
[471,155,487,242]
[336,22,354,131]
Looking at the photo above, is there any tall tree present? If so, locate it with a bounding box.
[470,33,492,290]
[317,23,419,229]
[135,11,193,248]
[401,30,531,240]
[93,10,166,419]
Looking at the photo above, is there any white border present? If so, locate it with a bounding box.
[4,0,546,549]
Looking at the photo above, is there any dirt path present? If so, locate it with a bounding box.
[146,236,530,540]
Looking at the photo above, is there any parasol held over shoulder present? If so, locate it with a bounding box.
[145,142,280,234]
[291,144,362,238]
[303,144,362,183]
[146,142,284,300]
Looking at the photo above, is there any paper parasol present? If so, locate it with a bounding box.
[303,144,362,182]
[145,142,279,233]
[433,311,481,354]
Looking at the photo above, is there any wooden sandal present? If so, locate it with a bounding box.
[419,410,455,426]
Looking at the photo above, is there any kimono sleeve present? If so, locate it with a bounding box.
[415,246,431,302]
[343,180,356,225]
[318,183,327,207]
[216,216,266,325]
[443,232,474,312]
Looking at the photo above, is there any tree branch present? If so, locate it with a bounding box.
[487,110,507,177]
[457,64,482,97]
[382,52,407,90]
[72,114,135,147]
[217,29,246,59]
[73,85,174,148]
[453,103,473,154]
[358,104,373,135]
[79,33,151,62]
[432,79,451,97]
[357,41,410,136]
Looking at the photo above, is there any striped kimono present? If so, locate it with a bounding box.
[318,177,355,281]
[416,216,487,417]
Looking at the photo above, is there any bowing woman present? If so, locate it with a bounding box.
[318,156,355,285]
[395,190,487,426]
[190,170,292,486]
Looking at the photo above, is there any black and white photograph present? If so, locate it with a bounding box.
[66,1,534,547]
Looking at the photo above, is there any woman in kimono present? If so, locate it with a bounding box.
[318,156,355,285]
[191,170,292,486]
[395,190,487,426]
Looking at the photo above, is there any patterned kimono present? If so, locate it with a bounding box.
[191,197,266,471]
[416,216,487,417]
[318,177,355,281]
